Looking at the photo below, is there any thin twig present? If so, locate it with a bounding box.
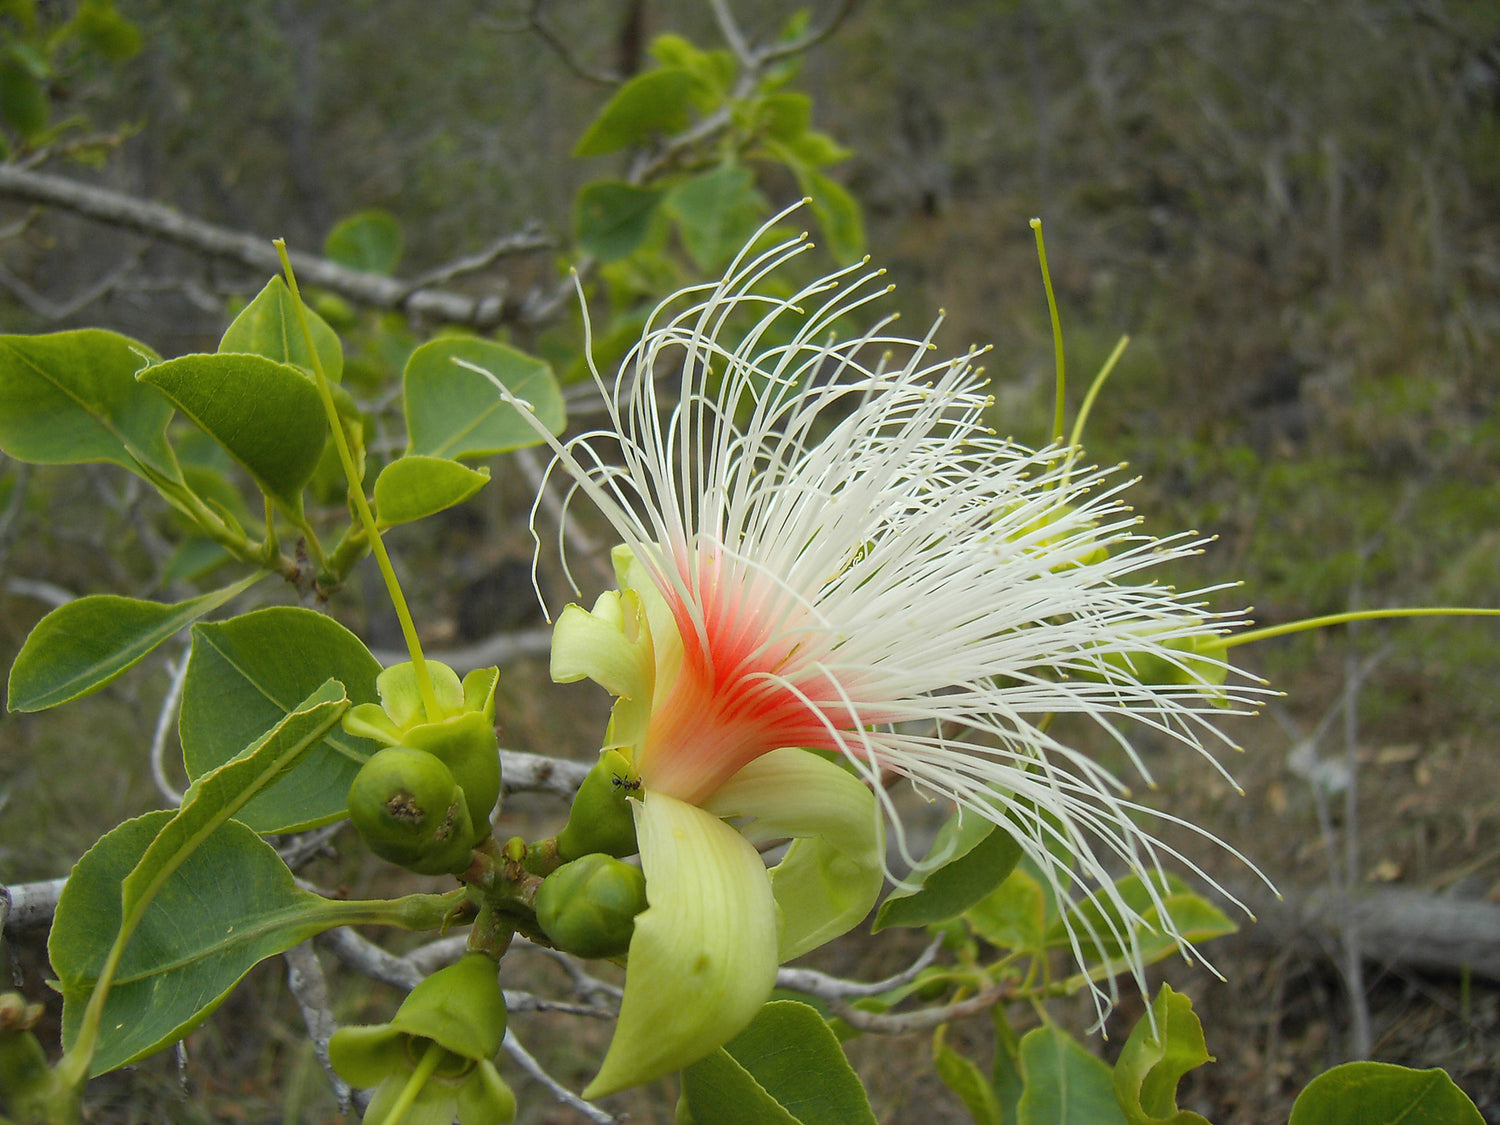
[830,985,1011,1034]
[503,1027,622,1124]
[0,164,552,330]
[148,646,190,807]
[521,0,622,85]
[0,251,142,320]
[282,941,352,1112]
[398,223,554,294]
[318,926,423,989]
[777,935,943,999]
[499,749,592,798]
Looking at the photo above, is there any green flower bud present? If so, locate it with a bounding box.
[348,746,475,875]
[344,662,502,845]
[535,853,648,959]
[556,748,640,861]
[330,953,515,1124]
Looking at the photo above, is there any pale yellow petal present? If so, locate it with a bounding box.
[582,791,779,1097]
[704,748,885,962]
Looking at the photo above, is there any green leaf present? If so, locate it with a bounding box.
[51,801,343,1071]
[403,337,563,459]
[52,684,348,1080]
[1045,877,1236,982]
[219,275,344,382]
[64,0,143,60]
[873,809,1022,931]
[933,1025,1002,1125]
[1016,1026,1127,1125]
[992,1009,1024,1125]
[0,330,173,477]
[649,34,734,111]
[682,1051,799,1125]
[1287,1062,1483,1125]
[139,352,328,516]
[575,181,662,262]
[664,165,769,272]
[7,573,262,712]
[795,166,864,263]
[323,209,403,276]
[573,67,696,156]
[1113,984,1213,1125]
[373,454,490,529]
[755,93,812,143]
[683,1000,877,1125]
[180,607,381,832]
[966,867,1048,955]
[0,52,47,139]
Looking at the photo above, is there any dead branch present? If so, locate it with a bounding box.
[0,164,554,329]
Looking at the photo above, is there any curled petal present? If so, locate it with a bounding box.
[704,748,885,961]
[583,791,778,1097]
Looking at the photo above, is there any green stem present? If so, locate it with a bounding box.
[323,888,471,931]
[1030,217,1066,445]
[273,241,441,724]
[1226,606,1500,649]
[1060,332,1130,489]
[1067,334,1129,452]
[375,1037,445,1125]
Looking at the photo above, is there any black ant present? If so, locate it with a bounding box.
[610,774,642,792]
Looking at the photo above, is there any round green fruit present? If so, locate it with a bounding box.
[348,746,475,875]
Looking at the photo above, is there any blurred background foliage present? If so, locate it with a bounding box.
[1,1,1499,1122]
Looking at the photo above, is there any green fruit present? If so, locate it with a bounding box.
[403,709,501,844]
[348,746,475,875]
[535,854,648,959]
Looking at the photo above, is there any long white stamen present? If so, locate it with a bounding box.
[483,206,1274,1019]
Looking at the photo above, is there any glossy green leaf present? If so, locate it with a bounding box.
[1113,984,1213,1125]
[664,165,769,271]
[180,607,381,832]
[573,67,696,156]
[403,337,563,459]
[323,209,402,276]
[966,867,1048,955]
[873,809,1022,931]
[1287,1062,1483,1125]
[52,678,348,1074]
[683,1000,877,1125]
[373,454,490,528]
[219,276,344,382]
[1016,1026,1127,1125]
[0,329,173,477]
[7,573,261,712]
[52,815,339,1073]
[795,166,864,263]
[933,1025,1002,1125]
[575,181,662,261]
[682,1051,799,1125]
[139,352,327,515]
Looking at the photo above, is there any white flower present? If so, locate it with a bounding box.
[484,209,1265,1091]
